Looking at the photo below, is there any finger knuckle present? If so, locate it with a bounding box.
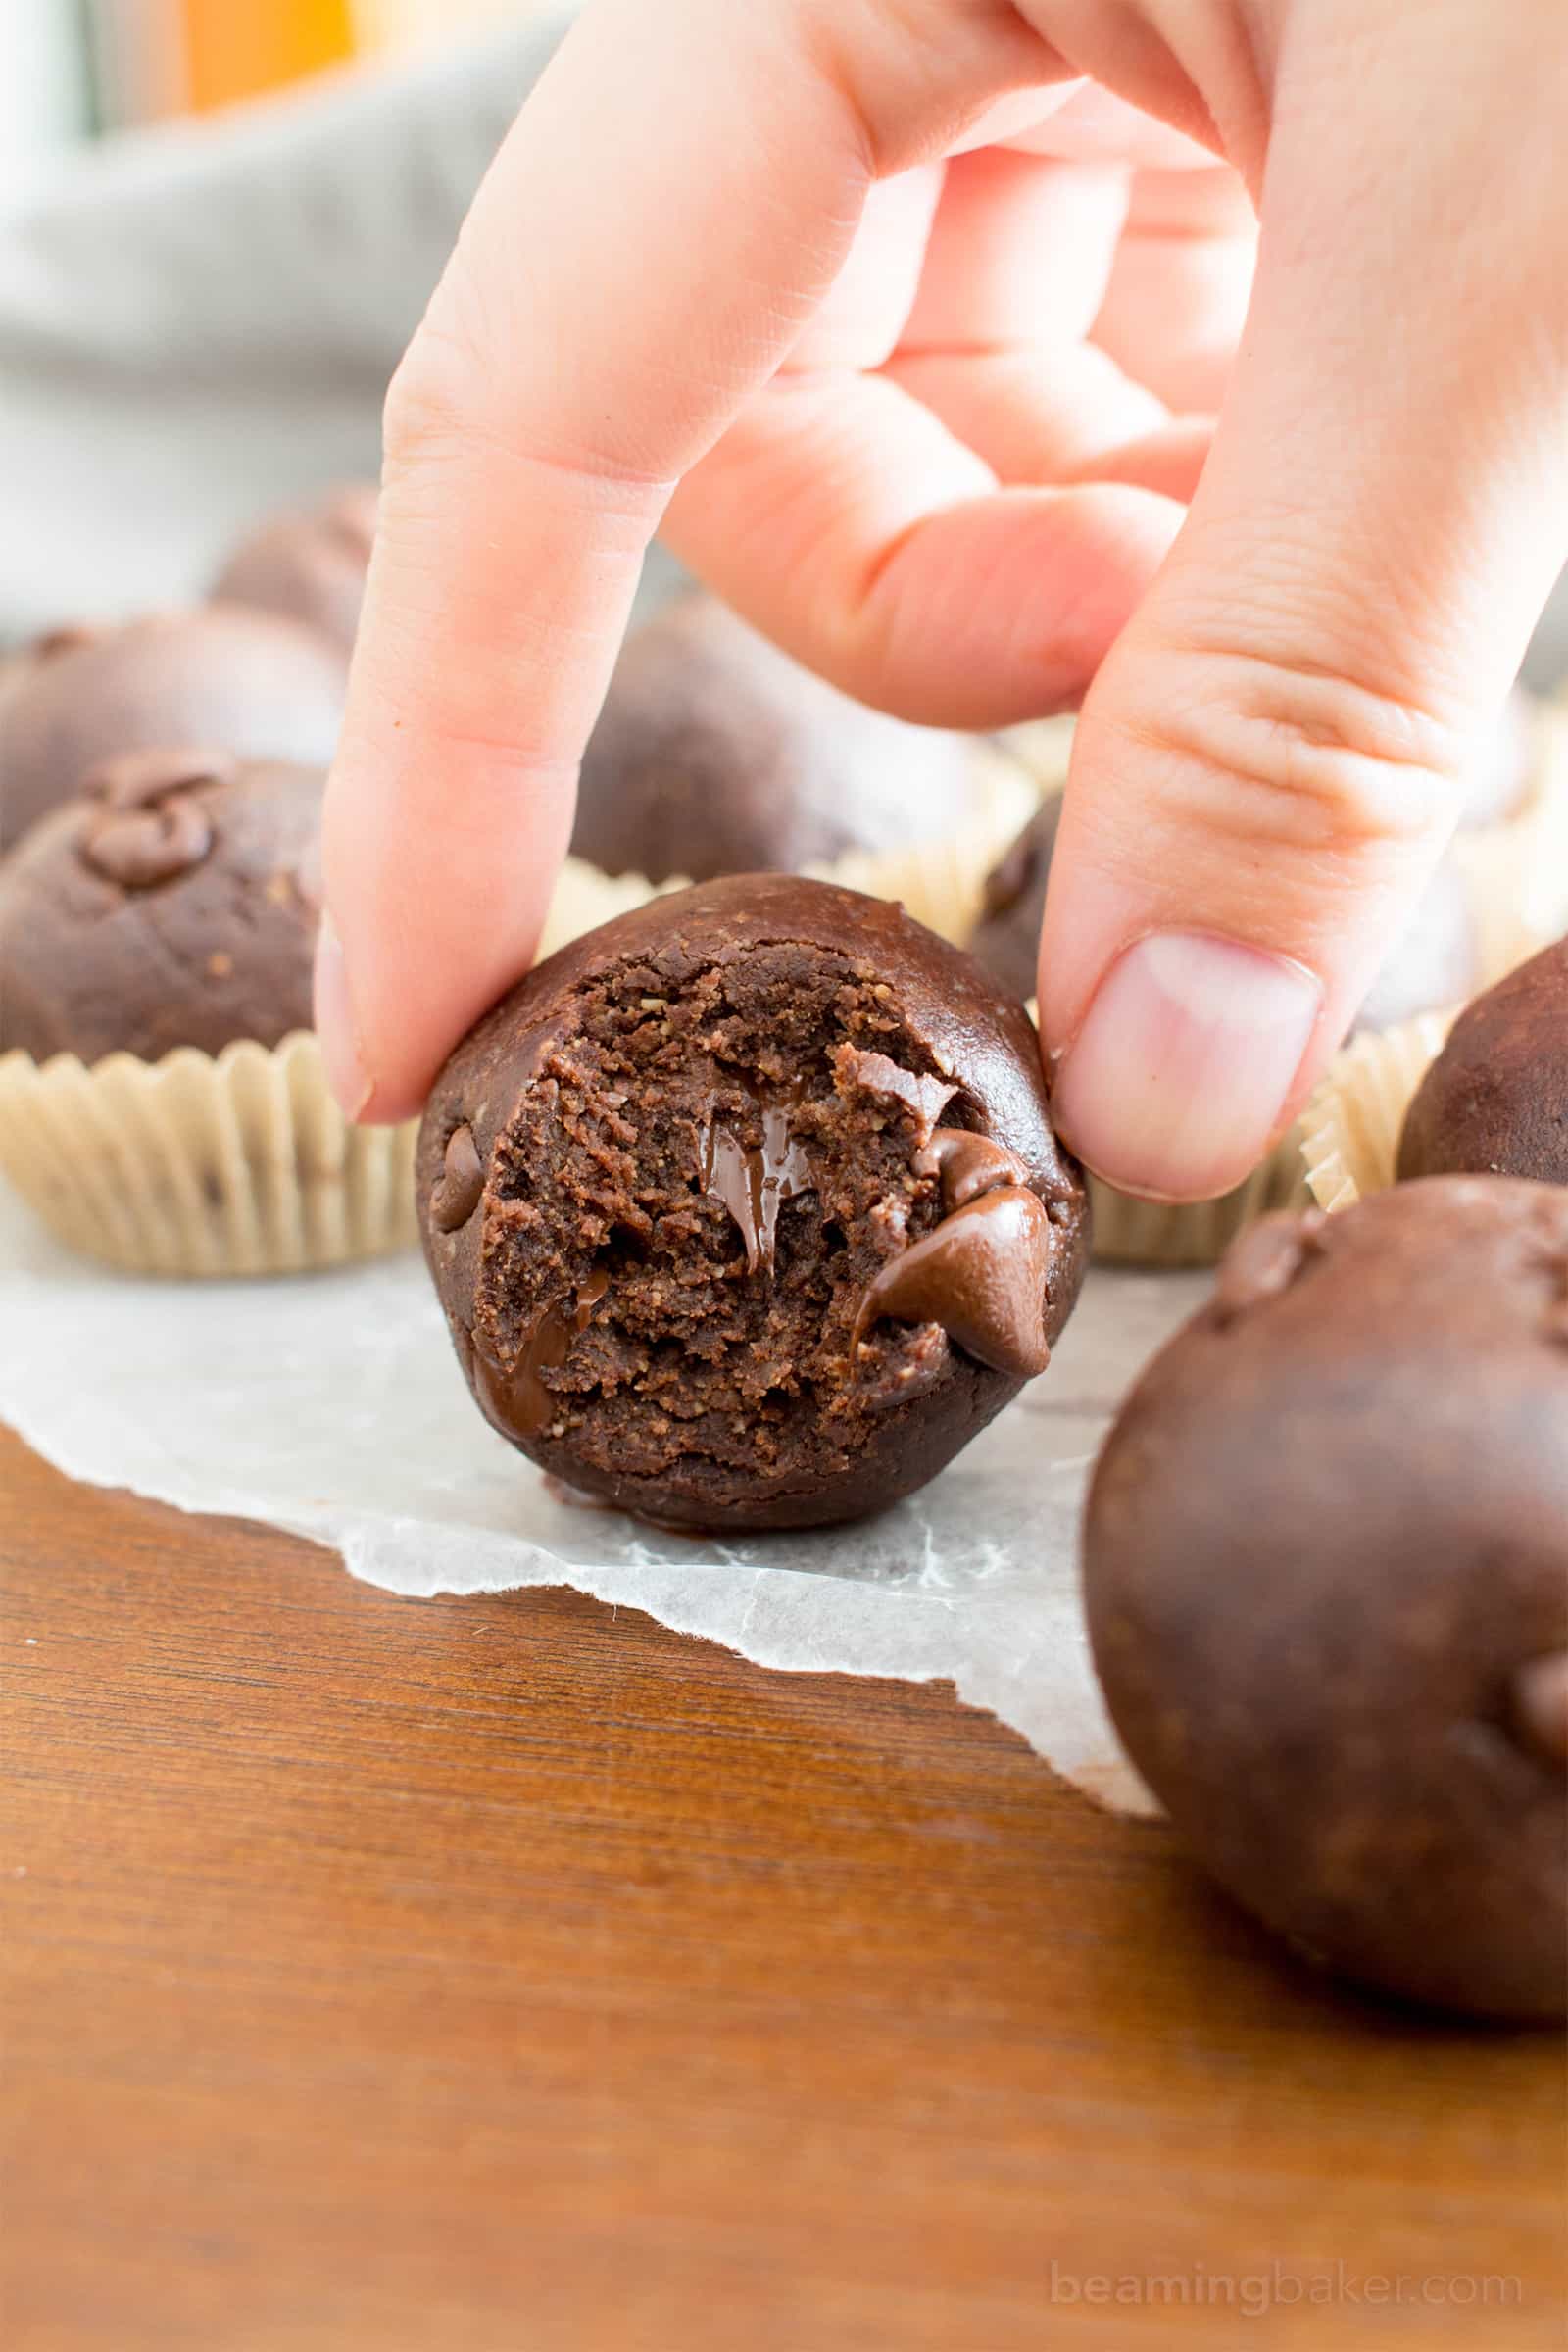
[1102,642,1468,867]
[384,311,673,520]
[382,321,483,476]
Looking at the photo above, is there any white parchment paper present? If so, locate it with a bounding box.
[0,1185,1206,1813]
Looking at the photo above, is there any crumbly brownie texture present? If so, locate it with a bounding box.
[0,751,323,1063]
[0,606,346,854]
[1085,1177,1568,2020]
[1397,936,1568,1184]
[211,483,377,652]
[418,874,1090,1532]
[571,592,978,883]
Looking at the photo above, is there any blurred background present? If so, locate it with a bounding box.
[0,0,1560,675]
[0,1,554,199]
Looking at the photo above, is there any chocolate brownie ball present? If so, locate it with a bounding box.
[211,483,377,652]
[0,751,322,1063]
[968,797,1480,1027]
[1397,938,1568,1186]
[571,593,976,883]
[0,607,346,853]
[1085,1178,1568,2019]
[418,874,1090,1531]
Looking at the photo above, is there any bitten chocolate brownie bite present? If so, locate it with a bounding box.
[0,606,346,853]
[418,874,1090,1532]
[1397,936,1568,1186]
[211,482,377,653]
[1084,1178,1568,2020]
[570,592,977,883]
[0,752,322,1063]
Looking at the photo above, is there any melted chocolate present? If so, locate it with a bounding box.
[914,1127,1027,1211]
[699,1104,813,1275]
[855,1124,1054,1382]
[429,1122,484,1234]
[474,1268,611,1439]
[855,1186,1055,1381]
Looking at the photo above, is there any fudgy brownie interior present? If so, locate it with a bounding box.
[420,873,1089,1531]
[466,938,974,1506]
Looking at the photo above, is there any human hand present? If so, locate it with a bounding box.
[318,0,1567,1202]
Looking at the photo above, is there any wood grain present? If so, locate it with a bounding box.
[2,1423,1562,2350]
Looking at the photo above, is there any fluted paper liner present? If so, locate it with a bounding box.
[1084,1152,1312,1267]
[0,1031,419,1277]
[0,742,1036,1278]
[17,700,1542,1276]
[1298,1009,1458,1217]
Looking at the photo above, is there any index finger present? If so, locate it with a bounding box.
[317,0,1052,1120]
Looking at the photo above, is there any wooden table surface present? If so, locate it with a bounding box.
[3,1422,1563,2351]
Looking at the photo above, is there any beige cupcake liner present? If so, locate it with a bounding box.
[14,701,1540,1280]
[0,742,1036,1280]
[0,1029,419,1277]
[1298,1009,1458,1216]
[1084,1148,1311,1268]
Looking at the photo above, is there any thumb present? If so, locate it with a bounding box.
[1039,2,1568,1202]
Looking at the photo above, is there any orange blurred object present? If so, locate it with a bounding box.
[179,0,356,110]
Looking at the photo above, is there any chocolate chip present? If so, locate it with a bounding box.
[84,746,237,811]
[1210,1210,1327,1327]
[81,798,216,890]
[430,1122,484,1233]
[74,748,234,889]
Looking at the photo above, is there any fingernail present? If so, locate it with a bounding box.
[1051,932,1322,1202]
[313,910,374,1121]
